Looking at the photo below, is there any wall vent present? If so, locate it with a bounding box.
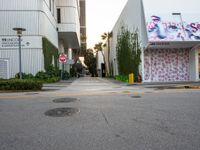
[0,59,9,79]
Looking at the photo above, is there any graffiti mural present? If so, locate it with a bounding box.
[146,15,200,41]
[144,48,190,82]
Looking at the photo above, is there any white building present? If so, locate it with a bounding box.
[96,51,104,77]
[110,0,200,82]
[0,0,81,79]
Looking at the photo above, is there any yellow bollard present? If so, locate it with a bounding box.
[129,73,134,84]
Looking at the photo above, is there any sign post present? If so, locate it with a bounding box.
[59,53,67,80]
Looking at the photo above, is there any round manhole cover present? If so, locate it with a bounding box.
[53,97,77,103]
[131,95,141,98]
[45,107,79,117]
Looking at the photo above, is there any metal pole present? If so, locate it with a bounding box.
[61,62,64,80]
[18,35,22,79]
[179,14,186,38]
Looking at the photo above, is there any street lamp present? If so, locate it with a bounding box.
[172,12,186,38]
[13,27,26,79]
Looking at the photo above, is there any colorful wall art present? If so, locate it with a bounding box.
[146,15,200,41]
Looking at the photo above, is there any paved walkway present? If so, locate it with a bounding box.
[42,77,200,92]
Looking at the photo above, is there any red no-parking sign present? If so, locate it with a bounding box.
[59,53,67,63]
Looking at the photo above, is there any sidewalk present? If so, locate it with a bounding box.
[42,78,77,91]
[105,77,200,89]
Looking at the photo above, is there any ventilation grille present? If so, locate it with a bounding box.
[0,59,9,79]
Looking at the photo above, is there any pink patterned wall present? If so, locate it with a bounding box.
[144,48,190,82]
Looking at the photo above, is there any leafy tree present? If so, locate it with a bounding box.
[93,32,113,77]
[116,26,141,81]
[84,49,97,77]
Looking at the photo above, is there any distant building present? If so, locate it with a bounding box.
[0,0,81,79]
[80,0,87,53]
[110,0,200,82]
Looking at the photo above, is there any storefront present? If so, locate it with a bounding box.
[144,48,190,82]
[110,0,200,82]
[143,13,200,82]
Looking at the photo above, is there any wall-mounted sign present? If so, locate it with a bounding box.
[0,36,42,49]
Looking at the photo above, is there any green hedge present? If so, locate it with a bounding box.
[115,75,128,83]
[0,79,43,91]
[42,37,59,71]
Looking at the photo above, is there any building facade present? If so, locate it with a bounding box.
[79,0,87,51]
[0,0,81,79]
[110,0,200,82]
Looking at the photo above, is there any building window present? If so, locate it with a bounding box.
[57,8,61,23]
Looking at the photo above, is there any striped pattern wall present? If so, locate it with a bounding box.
[0,48,44,78]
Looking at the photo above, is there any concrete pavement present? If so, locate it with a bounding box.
[0,77,200,150]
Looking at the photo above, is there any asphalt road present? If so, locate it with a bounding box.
[0,77,200,150]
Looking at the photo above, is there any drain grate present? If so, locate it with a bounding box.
[53,97,77,103]
[45,107,79,117]
[131,95,141,98]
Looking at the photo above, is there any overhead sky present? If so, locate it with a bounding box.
[86,0,128,49]
[86,0,200,49]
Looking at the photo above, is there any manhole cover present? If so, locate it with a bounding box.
[45,107,79,117]
[53,97,77,103]
[131,95,141,98]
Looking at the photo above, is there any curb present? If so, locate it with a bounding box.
[175,85,200,89]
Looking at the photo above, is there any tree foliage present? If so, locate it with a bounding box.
[84,49,97,77]
[116,26,141,80]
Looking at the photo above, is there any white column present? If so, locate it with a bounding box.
[68,48,72,60]
[66,48,72,73]
[59,40,64,53]
[141,48,145,83]
[189,48,198,81]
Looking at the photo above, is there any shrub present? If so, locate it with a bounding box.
[115,75,128,83]
[0,79,43,91]
[35,71,50,80]
[45,77,60,83]
[35,71,60,83]
[15,72,35,80]
[46,65,59,77]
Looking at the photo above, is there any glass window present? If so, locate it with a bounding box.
[57,8,61,23]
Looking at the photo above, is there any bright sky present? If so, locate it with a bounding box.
[86,0,128,49]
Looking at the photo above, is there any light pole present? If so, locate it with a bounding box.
[172,12,186,38]
[13,27,26,79]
